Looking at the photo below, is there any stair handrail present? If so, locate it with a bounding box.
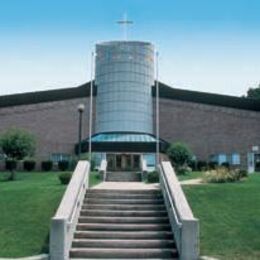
[141,158,147,181]
[50,160,90,260]
[159,161,199,260]
[99,159,107,181]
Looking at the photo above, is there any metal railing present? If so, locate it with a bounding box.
[49,161,90,260]
[159,161,199,260]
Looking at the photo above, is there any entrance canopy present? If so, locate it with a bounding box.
[76,132,168,153]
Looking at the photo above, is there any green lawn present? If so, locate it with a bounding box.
[183,173,260,260]
[0,171,101,257]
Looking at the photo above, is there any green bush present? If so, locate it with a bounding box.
[221,162,230,169]
[146,171,159,183]
[255,161,260,169]
[204,167,246,183]
[208,161,218,170]
[237,169,248,179]
[176,166,191,175]
[23,160,36,171]
[58,172,72,185]
[41,161,53,171]
[5,159,17,171]
[188,160,197,171]
[167,142,193,169]
[58,160,69,171]
[197,160,208,171]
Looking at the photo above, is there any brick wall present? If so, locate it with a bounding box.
[155,98,260,167]
[0,95,259,169]
[0,97,95,166]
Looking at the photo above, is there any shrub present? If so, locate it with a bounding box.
[204,167,246,183]
[58,160,69,171]
[221,162,230,169]
[5,159,17,171]
[197,160,208,171]
[58,172,72,185]
[167,142,193,168]
[188,160,197,171]
[208,161,218,170]
[255,161,260,169]
[237,169,248,179]
[23,160,36,171]
[146,171,159,183]
[0,128,36,180]
[176,166,191,175]
[41,161,53,171]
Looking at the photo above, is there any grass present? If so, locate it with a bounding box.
[183,173,260,260]
[177,171,205,181]
[0,170,101,257]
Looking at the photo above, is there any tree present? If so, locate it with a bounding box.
[166,142,193,170]
[247,84,260,100]
[0,128,36,180]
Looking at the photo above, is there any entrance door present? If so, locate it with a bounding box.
[107,154,141,171]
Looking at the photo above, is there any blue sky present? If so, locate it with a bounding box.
[0,0,260,96]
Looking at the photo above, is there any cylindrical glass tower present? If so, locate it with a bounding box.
[95,41,154,134]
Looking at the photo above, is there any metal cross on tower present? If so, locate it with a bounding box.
[117,13,133,40]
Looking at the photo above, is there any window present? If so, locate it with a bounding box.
[143,154,156,167]
[231,153,240,165]
[209,154,218,162]
[51,153,71,163]
[218,154,227,165]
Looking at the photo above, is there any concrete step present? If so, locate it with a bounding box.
[70,248,178,259]
[74,230,174,240]
[106,172,142,182]
[78,216,169,224]
[86,189,161,195]
[83,198,164,205]
[82,203,166,211]
[71,259,176,260]
[85,193,163,200]
[72,239,175,248]
[80,209,168,217]
[76,223,171,232]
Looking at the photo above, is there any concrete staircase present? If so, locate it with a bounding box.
[70,189,178,259]
[106,171,142,182]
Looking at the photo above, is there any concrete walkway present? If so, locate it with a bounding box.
[180,178,203,185]
[92,181,160,190]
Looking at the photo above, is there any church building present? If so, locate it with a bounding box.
[0,40,260,172]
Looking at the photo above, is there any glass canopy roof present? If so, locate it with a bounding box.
[90,133,157,143]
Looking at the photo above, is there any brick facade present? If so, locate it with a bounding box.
[0,97,95,164]
[0,83,259,169]
[156,98,260,168]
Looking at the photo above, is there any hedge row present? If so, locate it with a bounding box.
[188,160,231,171]
[4,159,75,171]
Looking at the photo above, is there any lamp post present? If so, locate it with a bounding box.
[77,104,85,160]
[155,51,160,169]
[88,51,95,166]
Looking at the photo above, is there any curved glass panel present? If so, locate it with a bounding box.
[95,41,154,133]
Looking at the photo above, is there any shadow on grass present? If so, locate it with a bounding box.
[41,232,50,254]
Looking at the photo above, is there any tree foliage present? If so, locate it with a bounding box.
[167,142,193,169]
[0,128,35,160]
[247,84,260,99]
